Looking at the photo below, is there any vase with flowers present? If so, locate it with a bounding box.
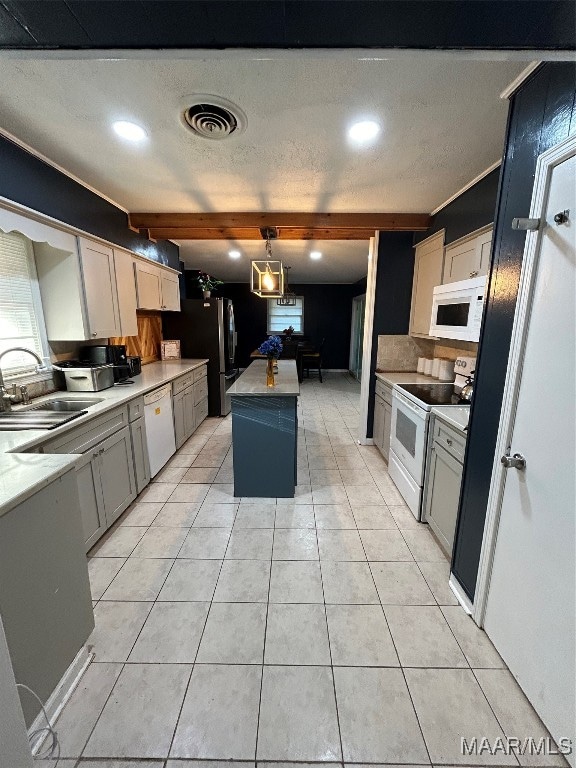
[258,335,283,387]
[197,271,223,299]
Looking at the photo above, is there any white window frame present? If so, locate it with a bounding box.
[0,231,52,381]
[267,296,305,335]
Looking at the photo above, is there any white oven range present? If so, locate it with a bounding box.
[388,381,467,519]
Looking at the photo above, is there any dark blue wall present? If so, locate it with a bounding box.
[208,280,359,370]
[0,134,180,269]
[452,62,576,600]
[1,2,574,49]
[366,232,415,437]
[415,168,501,247]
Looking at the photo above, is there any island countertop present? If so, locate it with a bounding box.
[229,360,300,396]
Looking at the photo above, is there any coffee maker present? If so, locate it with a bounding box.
[80,344,132,383]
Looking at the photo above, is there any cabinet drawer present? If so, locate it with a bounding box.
[172,372,194,395]
[41,406,129,455]
[128,396,144,422]
[433,419,466,462]
[375,379,393,405]
[193,365,207,383]
[193,377,208,405]
[195,397,208,428]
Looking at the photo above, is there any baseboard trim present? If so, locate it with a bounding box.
[29,646,93,755]
[449,574,474,616]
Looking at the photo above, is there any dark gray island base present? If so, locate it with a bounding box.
[229,360,300,498]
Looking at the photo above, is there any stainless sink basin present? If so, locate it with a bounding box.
[0,410,88,430]
[30,398,103,412]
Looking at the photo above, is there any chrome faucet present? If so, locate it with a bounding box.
[0,347,47,412]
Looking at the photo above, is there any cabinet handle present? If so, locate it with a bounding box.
[99,447,105,455]
[93,452,99,458]
[469,270,479,278]
[446,438,453,445]
[92,331,98,337]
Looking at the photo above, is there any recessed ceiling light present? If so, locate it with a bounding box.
[348,120,380,144]
[112,120,147,142]
[310,251,322,260]
[228,250,241,259]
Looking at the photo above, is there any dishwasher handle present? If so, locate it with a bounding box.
[144,384,172,405]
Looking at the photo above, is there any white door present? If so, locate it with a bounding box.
[482,138,575,761]
[160,271,181,311]
[78,238,120,337]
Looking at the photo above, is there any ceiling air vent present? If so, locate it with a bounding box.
[182,95,246,140]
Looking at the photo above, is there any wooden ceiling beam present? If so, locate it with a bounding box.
[148,226,379,240]
[131,211,431,232]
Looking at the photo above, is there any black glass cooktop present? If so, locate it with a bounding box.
[397,382,464,407]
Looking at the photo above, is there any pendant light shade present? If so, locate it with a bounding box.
[251,260,284,298]
[251,228,284,298]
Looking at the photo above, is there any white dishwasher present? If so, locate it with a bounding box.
[143,384,176,477]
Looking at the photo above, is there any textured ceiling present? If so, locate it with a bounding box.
[0,53,524,281]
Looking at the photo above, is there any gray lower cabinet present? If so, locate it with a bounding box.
[130,415,151,493]
[373,393,385,452]
[75,451,106,550]
[423,420,465,556]
[374,378,393,462]
[99,427,137,527]
[173,385,195,449]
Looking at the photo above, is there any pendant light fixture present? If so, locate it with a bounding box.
[277,266,296,306]
[250,227,284,298]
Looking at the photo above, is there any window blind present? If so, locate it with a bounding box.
[267,297,304,334]
[0,230,46,374]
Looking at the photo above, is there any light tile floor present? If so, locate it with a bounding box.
[46,373,564,767]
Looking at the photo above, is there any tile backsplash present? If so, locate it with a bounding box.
[377,334,478,372]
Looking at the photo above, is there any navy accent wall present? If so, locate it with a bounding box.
[1,2,574,50]
[366,233,415,437]
[452,62,576,600]
[203,280,360,371]
[415,168,501,247]
[0,134,180,269]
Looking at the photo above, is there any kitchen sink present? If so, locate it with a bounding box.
[29,398,103,412]
[0,410,88,430]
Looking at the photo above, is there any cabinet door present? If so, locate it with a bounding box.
[113,249,138,336]
[78,238,120,338]
[74,451,106,552]
[134,260,162,309]
[172,390,187,449]
[161,271,181,311]
[382,400,392,462]
[183,388,195,439]
[373,394,385,452]
[409,230,445,337]
[97,427,137,528]
[476,228,492,277]
[444,239,478,283]
[130,416,151,494]
[423,441,463,556]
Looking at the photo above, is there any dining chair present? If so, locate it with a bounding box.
[302,338,325,382]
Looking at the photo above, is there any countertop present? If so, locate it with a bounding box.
[229,360,300,397]
[375,371,453,386]
[431,405,470,434]
[0,359,208,516]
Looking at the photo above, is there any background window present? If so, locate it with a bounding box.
[0,230,50,376]
[267,297,304,334]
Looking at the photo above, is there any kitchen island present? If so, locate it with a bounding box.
[229,359,300,498]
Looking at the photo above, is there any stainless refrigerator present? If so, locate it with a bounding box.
[162,298,238,416]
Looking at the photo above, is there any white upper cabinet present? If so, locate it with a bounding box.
[409,230,445,338]
[113,248,138,336]
[37,236,120,340]
[78,239,120,338]
[134,259,180,311]
[443,225,493,284]
[161,271,181,311]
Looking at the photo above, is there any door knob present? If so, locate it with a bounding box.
[501,452,526,470]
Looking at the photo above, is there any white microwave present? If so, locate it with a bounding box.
[429,275,487,342]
